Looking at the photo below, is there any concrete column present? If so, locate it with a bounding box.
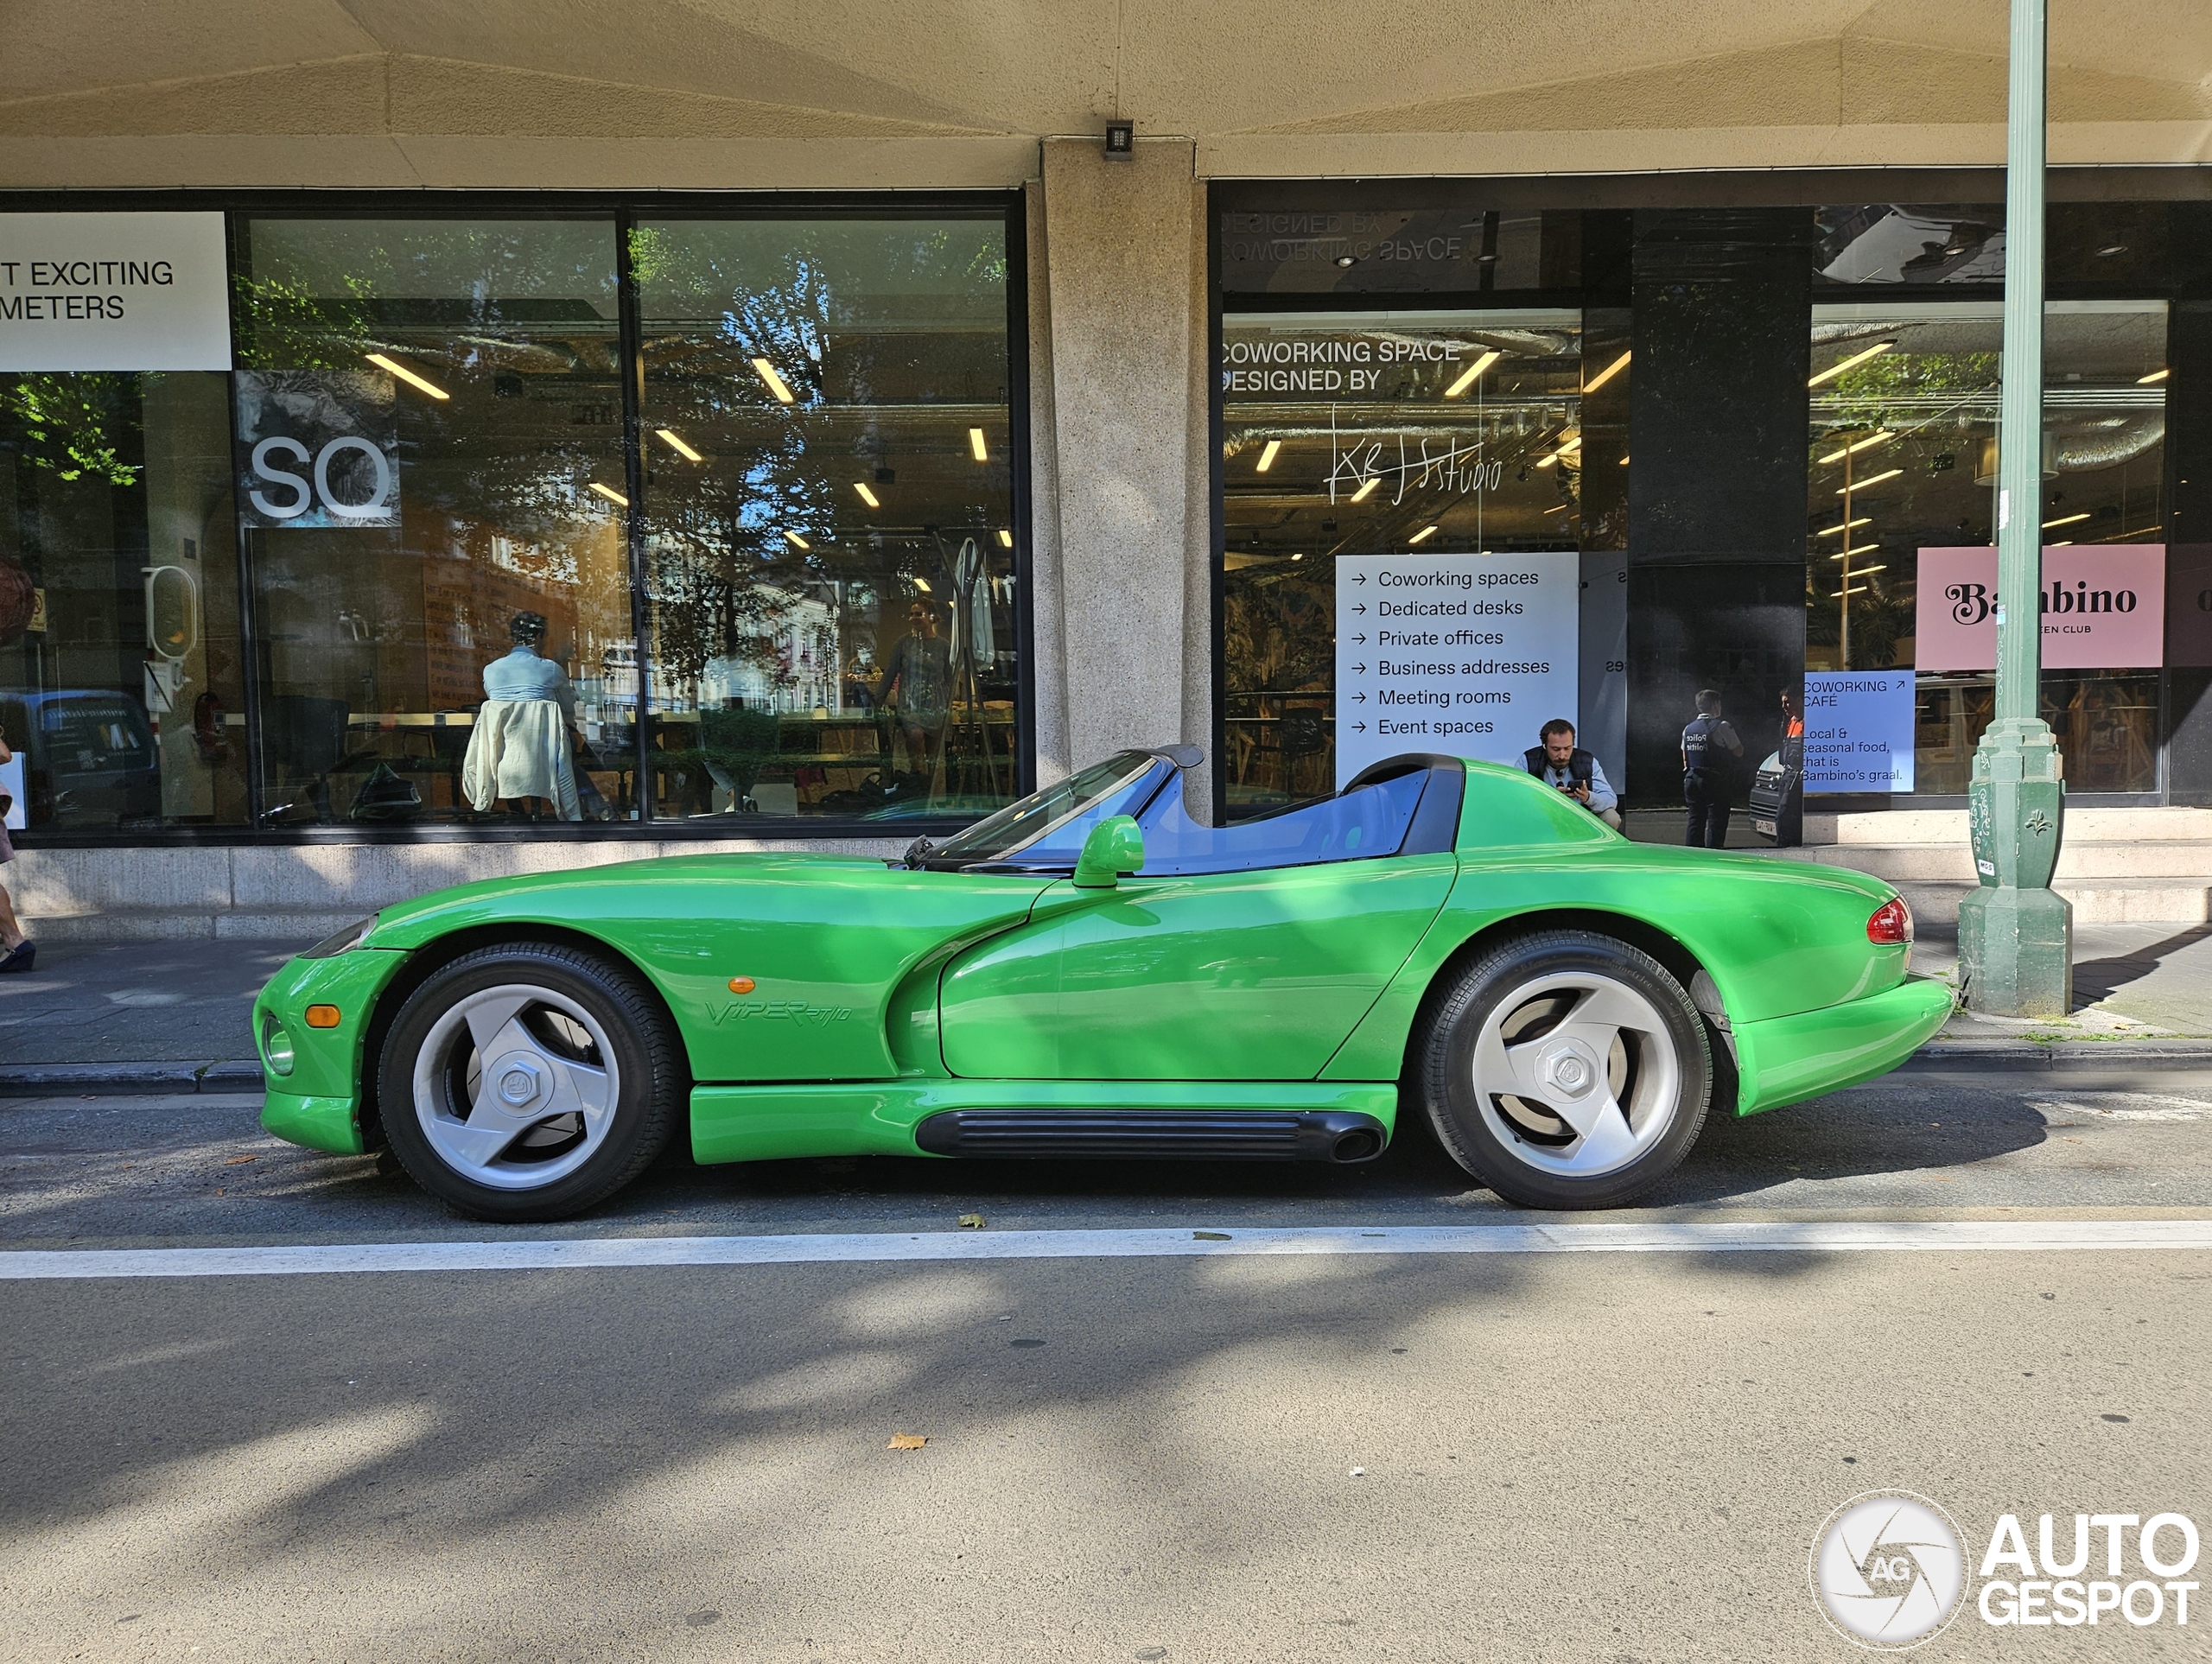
[1031,137,1211,803]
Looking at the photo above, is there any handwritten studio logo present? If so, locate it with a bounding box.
[1811,1492,1968,1650]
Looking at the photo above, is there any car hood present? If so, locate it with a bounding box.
[363,850,986,947]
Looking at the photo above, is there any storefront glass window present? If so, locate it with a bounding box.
[1805,299,2168,793]
[1219,308,1585,814]
[234,217,635,824]
[0,371,247,829]
[632,216,1016,822]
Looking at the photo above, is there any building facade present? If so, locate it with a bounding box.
[3,6,2209,935]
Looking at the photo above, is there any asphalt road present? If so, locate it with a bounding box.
[5,1075,2212,1662]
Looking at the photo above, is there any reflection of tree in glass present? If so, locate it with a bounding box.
[233,269,373,372]
[1806,565,1913,669]
[238,224,620,543]
[633,229,871,708]
[1810,348,1997,670]
[1226,575,1333,698]
[2,374,140,487]
[1821,350,1998,429]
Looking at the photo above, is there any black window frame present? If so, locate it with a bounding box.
[0,187,1033,849]
[1205,168,2212,819]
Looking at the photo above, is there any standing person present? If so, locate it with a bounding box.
[879,597,950,784]
[1522,718,1622,831]
[0,728,29,973]
[1681,688,1745,848]
[1775,685,1808,848]
[463,611,582,821]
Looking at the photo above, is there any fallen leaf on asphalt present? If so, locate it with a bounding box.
[887,1433,929,1451]
[957,1213,985,1229]
[1193,1230,1230,1242]
[223,1156,257,1165]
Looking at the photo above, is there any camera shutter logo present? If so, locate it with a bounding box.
[1810,1491,1967,1649]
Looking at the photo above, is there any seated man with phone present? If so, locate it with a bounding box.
[1522,717,1623,831]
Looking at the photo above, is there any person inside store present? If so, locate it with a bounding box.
[463,610,582,821]
[1524,717,1622,831]
[879,596,950,783]
[1772,683,1808,847]
[1681,688,1745,848]
[0,727,29,973]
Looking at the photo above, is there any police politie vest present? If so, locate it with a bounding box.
[1681,715,1731,782]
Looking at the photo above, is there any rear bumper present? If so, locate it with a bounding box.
[1732,975,1955,1115]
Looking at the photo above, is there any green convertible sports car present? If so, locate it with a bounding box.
[255,748,1954,1221]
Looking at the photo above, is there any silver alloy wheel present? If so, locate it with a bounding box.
[410,982,620,1191]
[1469,969,1683,1179]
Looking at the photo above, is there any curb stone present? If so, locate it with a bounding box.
[0,1061,264,1098]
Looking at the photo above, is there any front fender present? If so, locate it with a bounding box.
[255,947,412,1155]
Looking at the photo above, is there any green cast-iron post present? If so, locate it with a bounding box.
[1959,0,2073,1017]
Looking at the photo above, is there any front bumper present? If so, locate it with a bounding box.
[252,947,411,1155]
[1732,974,1955,1115]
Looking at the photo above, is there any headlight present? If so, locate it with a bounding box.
[262,1014,296,1077]
[301,915,378,959]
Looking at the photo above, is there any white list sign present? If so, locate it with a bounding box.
[1334,550,1580,789]
[0,212,232,372]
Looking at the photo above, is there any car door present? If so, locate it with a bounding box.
[937,850,1457,1081]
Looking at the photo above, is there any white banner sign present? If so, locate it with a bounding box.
[1335,550,1579,788]
[0,212,232,372]
[1577,549,1628,794]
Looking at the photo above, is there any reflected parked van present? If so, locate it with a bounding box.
[0,691,162,828]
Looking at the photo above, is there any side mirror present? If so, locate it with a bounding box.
[1072,815,1145,889]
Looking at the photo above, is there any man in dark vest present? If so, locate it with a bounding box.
[1680,688,1745,848]
[1524,717,1621,830]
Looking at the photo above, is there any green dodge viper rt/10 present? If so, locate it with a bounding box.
[255,748,1953,1221]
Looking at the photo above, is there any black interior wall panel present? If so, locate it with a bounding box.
[2166,287,2212,802]
[1626,563,1807,806]
[1627,208,1815,562]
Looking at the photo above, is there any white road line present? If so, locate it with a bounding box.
[3,1219,2212,1280]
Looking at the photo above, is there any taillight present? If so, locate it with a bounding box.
[1866,897,1912,944]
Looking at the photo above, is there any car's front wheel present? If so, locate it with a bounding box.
[378,943,683,1222]
[1416,930,1711,1210]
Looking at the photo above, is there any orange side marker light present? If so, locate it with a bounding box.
[728,977,756,994]
[304,1005,342,1028]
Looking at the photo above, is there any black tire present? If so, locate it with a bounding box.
[377,942,685,1223]
[1416,930,1711,1210]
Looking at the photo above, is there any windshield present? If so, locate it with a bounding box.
[924,750,1167,867]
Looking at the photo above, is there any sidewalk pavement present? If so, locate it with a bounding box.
[0,937,302,1094]
[0,923,2206,1097]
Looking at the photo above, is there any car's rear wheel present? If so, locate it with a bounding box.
[378,943,683,1223]
[1417,930,1710,1210]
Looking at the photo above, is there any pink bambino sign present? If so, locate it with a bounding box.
[1914,545,2165,671]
